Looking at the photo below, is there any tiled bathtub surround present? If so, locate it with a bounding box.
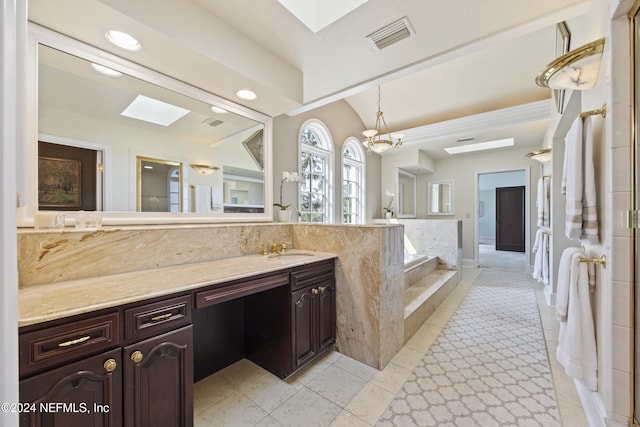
[17,223,406,369]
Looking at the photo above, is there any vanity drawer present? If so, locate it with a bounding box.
[196,272,289,308]
[19,312,120,377]
[290,260,335,291]
[124,295,192,342]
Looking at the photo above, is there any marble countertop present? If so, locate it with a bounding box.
[19,250,337,328]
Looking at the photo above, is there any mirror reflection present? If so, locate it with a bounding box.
[35,40,268,220]
[428,180,454,215]
[397,169,416,218]
[137,157,182,212]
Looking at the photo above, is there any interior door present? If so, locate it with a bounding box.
[495,186,525,252]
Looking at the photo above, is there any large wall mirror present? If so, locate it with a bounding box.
[18,24,273,226]
[428,180,454,215]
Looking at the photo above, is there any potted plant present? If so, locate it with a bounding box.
[274,171,302,221]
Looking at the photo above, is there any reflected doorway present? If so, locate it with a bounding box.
[476,169,527,270]
[136,157,182,212]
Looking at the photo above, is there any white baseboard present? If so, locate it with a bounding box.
[573,379,609,427]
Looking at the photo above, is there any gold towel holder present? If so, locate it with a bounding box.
[578,254,606,268]
[580,103,607,118]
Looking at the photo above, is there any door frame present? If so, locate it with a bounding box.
[473,167,531,270]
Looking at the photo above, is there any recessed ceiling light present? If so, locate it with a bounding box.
[444,138,514,155]
[121,94,190,126]
[236,89,257,100]
[105,30,141,51]
[90,63,122,77]
[210,106,228,114]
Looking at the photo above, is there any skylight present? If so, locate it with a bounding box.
[444,138,514,155]
[277,0,369,33]
[121,95,189,126]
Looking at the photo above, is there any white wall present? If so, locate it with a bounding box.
[478,170,527,244]
[415,147,539,265]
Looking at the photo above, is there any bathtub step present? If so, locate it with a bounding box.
[404,269,459,343]
[404,256,438,290]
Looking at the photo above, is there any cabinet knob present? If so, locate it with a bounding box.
[318,286,326,293]
[103,358,117,372]
[131,351,144,363]
[311,288,319,295]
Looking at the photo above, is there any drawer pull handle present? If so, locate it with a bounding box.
[311,288,319,295]
[57,335,91,348]
[150,313,173,322]
[131,351,144,363]
[103,358,117,373]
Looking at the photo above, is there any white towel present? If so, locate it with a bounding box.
[563,118,583,239]
[555,247,583,322]
[556,250,598,391]
[532,228,549,284]
[580,117,599,245]
[192,185,212,212]
[536,176,551,228]
[211,186,223,212]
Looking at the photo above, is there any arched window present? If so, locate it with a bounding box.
[342,138,365,224]
[299,120,334,223]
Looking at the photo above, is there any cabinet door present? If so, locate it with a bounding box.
[123,325,193,427]
[291,288,317,371]
[19,347,122,427]
[317,279,336,353]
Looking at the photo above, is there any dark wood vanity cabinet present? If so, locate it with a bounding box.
[19,295,193,427]
[19,347,123,427]
[123,326,193,427]
[290,260,336,374]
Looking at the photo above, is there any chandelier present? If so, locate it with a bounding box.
[362,86,403,153]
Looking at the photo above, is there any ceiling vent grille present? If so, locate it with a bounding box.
[203,118,223,127]
[366,17,415,50]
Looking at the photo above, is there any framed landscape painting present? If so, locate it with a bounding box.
[38,156,81,209]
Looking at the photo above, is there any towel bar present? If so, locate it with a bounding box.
[580,103,606,119]
[578,254,606,268]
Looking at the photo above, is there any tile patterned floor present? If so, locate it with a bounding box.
[377,270,561,427]
[194,266,588,426]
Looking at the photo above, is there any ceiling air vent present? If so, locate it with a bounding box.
[202,118,223,127]
[366,17,415,50]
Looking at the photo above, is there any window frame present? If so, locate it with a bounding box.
[298,119,334,223]
[341,137,365,224]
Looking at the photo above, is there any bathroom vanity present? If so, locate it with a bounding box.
[17,253,336,427]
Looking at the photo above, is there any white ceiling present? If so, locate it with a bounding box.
[28,0,593,158]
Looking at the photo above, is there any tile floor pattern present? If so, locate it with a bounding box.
[376,269,561,427]
[194,266,588,426]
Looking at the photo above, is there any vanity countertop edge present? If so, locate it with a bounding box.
[19,250,337,328]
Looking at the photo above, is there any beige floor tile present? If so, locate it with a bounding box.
[236,369,300,413]
[344,382,395,425]
[254,415,285,427]
[558,401,589,427]
[371,362,411,394]
[285,350,340,387]
[331,354,378,382]
[306,364,366,407]
[193,373,236,415]
[388,346,423,370]
[197,389,267,427]
[270,388,342,427]
[328,410,372,427]
[405,322,442,353]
